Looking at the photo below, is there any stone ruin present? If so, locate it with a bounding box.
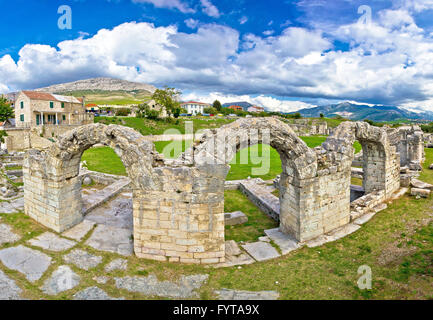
[23,118,403,264]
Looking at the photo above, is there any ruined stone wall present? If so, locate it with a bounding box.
[4,128,53,151]
[284,119,329,136]
[23,151,83,232]
[362,142,400,197]
[279,169,351,242]
[22,119,401,264]
[133,164,226,263]
[389,125,424,169]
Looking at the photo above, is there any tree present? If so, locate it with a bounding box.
[213,100,222,112]
[152,86,181,118]
[0,96,14,122]
[0,96,12,148]
[204,107,218,114]
[320,113,324,118]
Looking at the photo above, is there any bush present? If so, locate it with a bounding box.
[115,108,130,117]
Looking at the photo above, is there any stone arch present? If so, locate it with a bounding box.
[323,121,400,198]
[189,118,335,242]
[22,123,160,234]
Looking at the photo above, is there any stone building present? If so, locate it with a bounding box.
[181,101,210,115]
[14,91,93,129]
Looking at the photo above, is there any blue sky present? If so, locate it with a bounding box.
[1,0,433,112]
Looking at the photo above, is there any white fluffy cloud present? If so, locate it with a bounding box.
[2,2,433,112]
[200,0,220,18]
[182,92,317,113]
[132,0,195,13]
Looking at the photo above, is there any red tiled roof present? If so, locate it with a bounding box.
[181,101,210,106]
[22,91,56,101]
[22,91,83,103]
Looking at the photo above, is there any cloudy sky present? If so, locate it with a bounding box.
[1,0,433,112]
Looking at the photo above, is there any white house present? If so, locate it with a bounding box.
[181,101,211,115]
[247,105,265,113]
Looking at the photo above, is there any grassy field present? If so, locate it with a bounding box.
[81,147,127,176]
[224,189,278,242]
[94,117,235,136]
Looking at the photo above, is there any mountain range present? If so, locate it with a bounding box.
[293,102,433,122]
[35,77,157,95]
[28,78,156,105]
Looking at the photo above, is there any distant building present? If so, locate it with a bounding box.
[85,103,100,112]
[0,119,15,130]
[248,106,265,113]
[14,91,93,129]
[181,101,211,115]
[227,105,243,111]
[145,99,167,118]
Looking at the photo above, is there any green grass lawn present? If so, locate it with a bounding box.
[224,189,278,242]
[95,117,235,136]
[81,147,127,176]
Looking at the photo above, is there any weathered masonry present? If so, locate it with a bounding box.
[23,118,401,264]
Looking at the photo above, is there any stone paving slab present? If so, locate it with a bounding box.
[305,223,361,248]
[224,211,248,226]
[0,269,23,300]
[114,274,209,299]
[105,258,128,272]
[215,289,279,300]
[353,211,376,225]
[326,223,361,242]
[63,249,103,271]
[0,223,21,246]
[73,286,124,300]
[28,232,76,252]
[0,197,24,214]
[84,194,133,230]
[85,224,133,256]
[82,178,131,215]
[42,266,80,296]
[0,245,52,282]
[241,242,281,262]
[264,228,300,255]
[239,180,280,221]
[215,240,255,268]
[62,220,95,241]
